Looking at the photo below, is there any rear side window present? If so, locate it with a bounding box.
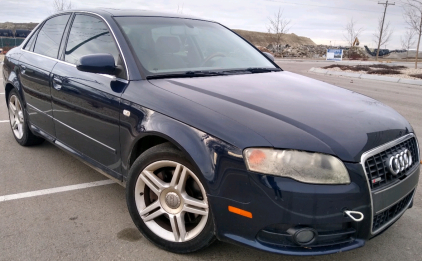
[23,30,37,51]
[33,14,70,58]
[64,14,120,65]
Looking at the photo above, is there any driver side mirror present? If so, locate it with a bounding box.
[263,52,275,62]
[76,53,116,75]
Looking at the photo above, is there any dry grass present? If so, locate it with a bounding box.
[367,69,402,75]
[368,64,407,70]
[409,74,422,79]
[323,65,371,71]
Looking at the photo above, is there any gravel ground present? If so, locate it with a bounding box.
[327,66,422,80]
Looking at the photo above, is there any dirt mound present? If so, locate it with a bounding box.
[233,29,316,47]
[256,46,274,55]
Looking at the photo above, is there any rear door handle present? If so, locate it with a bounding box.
[52,76,63,90]
[21,65,27,74]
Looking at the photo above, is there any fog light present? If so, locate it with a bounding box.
[287,227,318,246]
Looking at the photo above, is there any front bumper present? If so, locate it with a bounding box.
[208,161,419,256]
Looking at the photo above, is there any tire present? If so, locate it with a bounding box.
[7,89,44,146]
[126,143,216,254]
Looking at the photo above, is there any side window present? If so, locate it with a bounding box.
[33,14,70,58]
[23,29,38,51]
[65,15,120,65]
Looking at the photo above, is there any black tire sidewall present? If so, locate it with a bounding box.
[7,89,30,146]
[126,143,215,254]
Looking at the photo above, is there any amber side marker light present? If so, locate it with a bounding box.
[228,206,253,218]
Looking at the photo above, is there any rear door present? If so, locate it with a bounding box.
[19,14,71,137]
[51,14,127,176]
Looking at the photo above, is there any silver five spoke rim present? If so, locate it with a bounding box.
[135,161,209,243]
[8,95,24,139]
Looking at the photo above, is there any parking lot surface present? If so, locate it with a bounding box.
[1,61,421,261]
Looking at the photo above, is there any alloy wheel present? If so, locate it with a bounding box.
[8,95,25,139]
[134,160,209,242]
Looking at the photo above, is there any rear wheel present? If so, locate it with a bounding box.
[8,89,44,146]
[126,143,215,253]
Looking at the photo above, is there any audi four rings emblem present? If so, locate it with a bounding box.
[388,149,412,175]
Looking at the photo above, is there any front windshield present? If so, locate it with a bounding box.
[114,16,277,76]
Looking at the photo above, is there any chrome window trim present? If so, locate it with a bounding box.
[20,12,73,50]
[21,48,76,67]
[73,11,130,79]
[20,11,130,81]
[360,133,419,235]
[21,48,128,82]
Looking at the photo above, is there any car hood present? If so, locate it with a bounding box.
[148,71,413,162]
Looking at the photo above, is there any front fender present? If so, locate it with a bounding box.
[119,100,246,196]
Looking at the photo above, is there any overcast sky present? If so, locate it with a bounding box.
[1,0,415,49]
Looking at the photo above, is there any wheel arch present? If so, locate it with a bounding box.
[128,134,171,168]
[126,129,213,185]
[5,68,25,105]
[121,111,243,192]
[5,83,14,103]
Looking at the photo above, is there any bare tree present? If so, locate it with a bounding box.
[53,0,72,12]
[373,17,393,50]
[267,8,291,53]
[403,0,422,68]
[343,18,364,55]
[343,18,364,58]
[401,29,416,59]
[177,3,184,14]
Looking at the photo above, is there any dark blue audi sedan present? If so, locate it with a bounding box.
[2,8,420,256]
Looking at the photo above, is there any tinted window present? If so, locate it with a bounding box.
[65,15,120,65]
[33,14,70,58]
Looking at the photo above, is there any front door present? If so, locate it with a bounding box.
[51,14,127,175]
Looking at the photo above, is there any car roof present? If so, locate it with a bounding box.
[60,8,212,22]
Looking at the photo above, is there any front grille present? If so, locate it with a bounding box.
[372,190,414,232]
[364,137,419,190]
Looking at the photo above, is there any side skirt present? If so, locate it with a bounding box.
[30,123,125,187]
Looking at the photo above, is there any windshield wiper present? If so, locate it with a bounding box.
[146,68,281,79]
[147,70,227,80]
[221,68,282,74]
[245,68,281,73]
[185,70,227,76]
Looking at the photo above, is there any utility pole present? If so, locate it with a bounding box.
[376,0,395,61]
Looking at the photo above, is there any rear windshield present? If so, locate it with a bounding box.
[114,16,276,76]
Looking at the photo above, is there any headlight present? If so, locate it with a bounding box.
[243,148,350,184]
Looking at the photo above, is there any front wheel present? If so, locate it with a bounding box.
[126,143,215,253]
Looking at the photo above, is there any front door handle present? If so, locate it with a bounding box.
[52,76,63,91]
